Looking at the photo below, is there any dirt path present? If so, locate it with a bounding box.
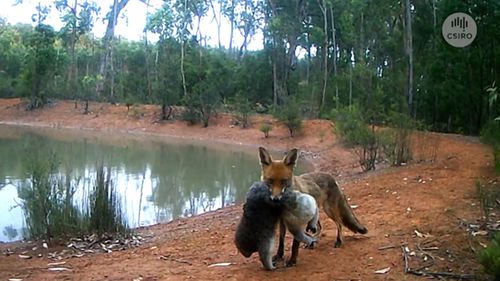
[0,98,495,280]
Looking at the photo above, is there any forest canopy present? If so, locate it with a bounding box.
[0,0,499,135]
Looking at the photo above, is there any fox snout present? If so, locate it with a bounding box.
[268,185,288,201]
[270,193,282,201]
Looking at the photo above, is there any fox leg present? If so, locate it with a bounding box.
[258,236,276,270]
[273,220,286,261]
[323,201,344,248]
[285,239,300,267]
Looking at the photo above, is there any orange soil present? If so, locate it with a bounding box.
[0,98,495,281]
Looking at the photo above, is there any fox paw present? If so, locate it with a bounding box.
[285,259,297,267]
[272,255,284,263]
[304,240,317,249]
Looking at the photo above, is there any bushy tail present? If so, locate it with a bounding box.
[339,196,368,234]
[303,171,368,235]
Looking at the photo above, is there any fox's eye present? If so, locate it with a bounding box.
[280,179,288,186]
[267,179,274,185]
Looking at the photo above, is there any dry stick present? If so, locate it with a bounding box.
[378,245,397,250]
[407,270,477,280]
[401,245,410,273]
[401,245,477,280]
[160,255,193,265]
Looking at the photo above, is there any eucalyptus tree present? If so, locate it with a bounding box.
[265,0,308,107]
[147,3,181,119]
[23,23,57,109]
[55,0,99,98]
[96,0,129,101]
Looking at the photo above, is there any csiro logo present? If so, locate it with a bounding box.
[442,12,477,48]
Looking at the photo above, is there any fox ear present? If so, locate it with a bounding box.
[258,147,273,166]
[283,148,298,167]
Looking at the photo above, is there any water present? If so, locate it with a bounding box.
[0,124,307,242]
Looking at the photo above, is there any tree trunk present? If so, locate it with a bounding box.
[68,0,78,96]
[273,54,278,107]
[144,0,152,102]
[332,4,339,109]
[208,0,222,49]
[96,0,129,99]
[404,0,414,117]
[228,0,235,52]
[318,0,328,113]
[180,0,188,98]
[349,58,353,107]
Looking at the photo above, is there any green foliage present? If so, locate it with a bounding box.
[331,105,370,147]
[480,233,500,280]
[17,152,81,240]
[381,112,414,166]
[480,120,500,173]
[87,166,128,235]
[22,24,57,110]
[231,91,253,128]
[16,151,128,240]
[0,0,498,137]
[181,94,202,125]
[259,123,272,138]
[332,105,380,171]
[273,96,303,137]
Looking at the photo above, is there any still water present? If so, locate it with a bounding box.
[0,124,305,242]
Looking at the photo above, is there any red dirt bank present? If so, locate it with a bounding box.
[0,98,495,280]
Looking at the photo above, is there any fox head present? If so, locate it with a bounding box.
[258,147,298,201]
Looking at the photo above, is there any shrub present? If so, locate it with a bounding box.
[480,233,500,280]
[260,123,272,138]
[274,97,303,137]
[332,105,379,171]
[181,106,201,125]
[481,120,500,174]
[380,112,414,165]
[232,92,253,128]
[87,165,128,235]
[17,152,82,240]
[17,151,128,241]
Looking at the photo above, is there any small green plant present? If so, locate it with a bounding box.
[260,123,272,138]
[274,97,303,137]
[17,152,82,240]
[479,233,500,280]
[318,130,326,143]
[87,165,128,235]
[481,120,500,174]
[232,91,253,128]
[181,106,201,125]
[17,151,128,241]
[332,105,379,171]
[129,105,144,119]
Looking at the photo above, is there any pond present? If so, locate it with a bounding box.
[0,124,307,242]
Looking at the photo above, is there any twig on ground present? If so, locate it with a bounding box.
[401,245,410,274]
[160,255,193,265]
[378,245,397,250]
[406,270,477,280]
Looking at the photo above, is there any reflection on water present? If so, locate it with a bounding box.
[0,124,301,242]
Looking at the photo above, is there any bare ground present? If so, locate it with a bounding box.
[0,98,496,281]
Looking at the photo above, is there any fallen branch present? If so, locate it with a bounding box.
[401,244,477,280]
[401,245,410,274]
[378,245,397,250]
[407,270,477,280]
[160,255,193,265]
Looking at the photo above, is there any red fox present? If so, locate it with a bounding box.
[258,147,368,259]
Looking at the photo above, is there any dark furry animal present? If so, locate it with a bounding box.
[234,181,282,270]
